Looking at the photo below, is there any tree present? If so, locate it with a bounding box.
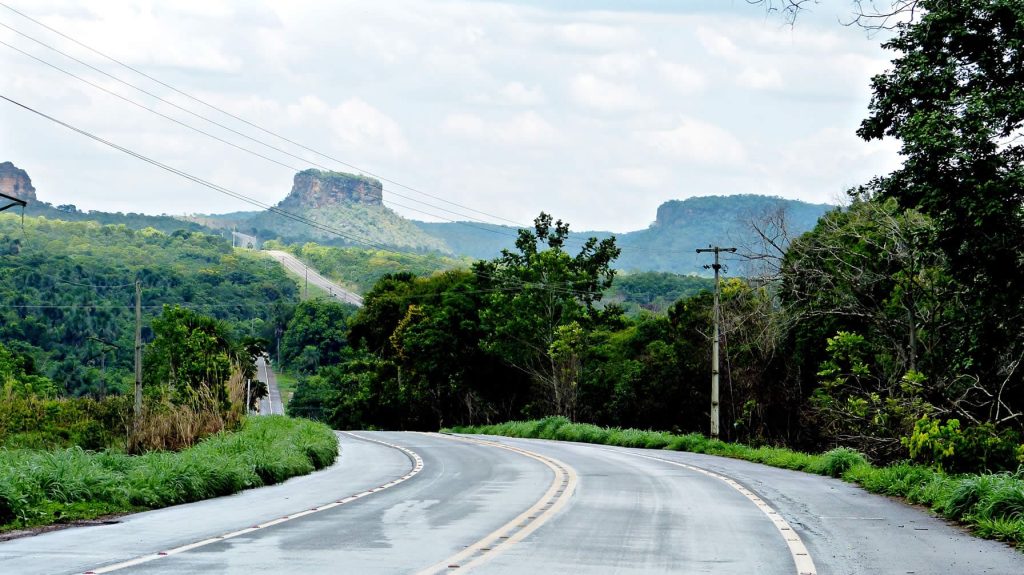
[145,306,234,405]
[280,299,357,373]
[475,213,620,419]
[858,0,1024,426]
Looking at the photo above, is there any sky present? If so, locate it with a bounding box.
[0,0,903,233]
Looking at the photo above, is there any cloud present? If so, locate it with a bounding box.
[644,117,747,166]
[557,22,638,50]
[443,111,558,146]
[328,98,409,157]
[569,73,648,113]
[658,61,707,94]
[737,66,784,90]
[497,82,546,106]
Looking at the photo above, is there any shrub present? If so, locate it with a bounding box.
[812,447,869,477]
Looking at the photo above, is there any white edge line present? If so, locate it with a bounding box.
[82,432,423,575]
[616,448,817,575]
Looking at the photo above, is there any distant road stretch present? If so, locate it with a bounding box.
[256,356,283,416]
[264,249,363,307]
[2,433,1022,574]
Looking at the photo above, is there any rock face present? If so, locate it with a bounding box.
[0,162,37,203]
[278,169,382,209]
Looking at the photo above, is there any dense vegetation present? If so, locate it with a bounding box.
[0,214,297,398]
[234,203,449,253]
[0,416,337,531]
[449,417,1024,548]
[604,272,713,315]
[263,240,466,293]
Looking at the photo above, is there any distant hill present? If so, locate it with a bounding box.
[192,169,449,253]
[1,161,208,235]
[415,195,833,275]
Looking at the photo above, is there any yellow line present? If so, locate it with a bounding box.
[414,433,578,575]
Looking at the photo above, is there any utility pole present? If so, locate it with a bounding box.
[134,281,143,422]
[304,266,309,299]
[696,245,736,439]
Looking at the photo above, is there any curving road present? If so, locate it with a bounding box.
[264,250,363,307]
[1,433,1021,574]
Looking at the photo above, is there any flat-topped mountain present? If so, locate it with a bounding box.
[279,169,383,209]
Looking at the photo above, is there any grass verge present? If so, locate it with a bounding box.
[0,416,338,532]
[446,416,1024,550]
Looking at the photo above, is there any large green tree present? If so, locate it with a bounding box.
[474,213,620,419]
[858,0,1024,423]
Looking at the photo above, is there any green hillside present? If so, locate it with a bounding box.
[415,195,832,275]
[241,203,449,253]
[0,214,298,397]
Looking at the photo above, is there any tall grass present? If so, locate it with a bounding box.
[448,417,1024,549]
[0,416,337,531]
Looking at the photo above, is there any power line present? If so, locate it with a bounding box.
[0,6,694,258]
[0,94,605,298]
[0,29,514,240]
[0,15,521,232]
[0,10,704,255]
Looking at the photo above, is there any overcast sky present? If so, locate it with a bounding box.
[0,0,902,232]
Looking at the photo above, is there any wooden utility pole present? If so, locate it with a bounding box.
[134,280,143,421]
[696,246,736,439]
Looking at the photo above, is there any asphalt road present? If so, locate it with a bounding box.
[264,250,363,307]
[255,356,283,416]
[1,433,1021,574]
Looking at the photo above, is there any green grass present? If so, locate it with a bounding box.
[0,416,337,532]
[275,371,299,408]
[446,416,1024,550]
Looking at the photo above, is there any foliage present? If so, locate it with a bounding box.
[476,213,620,419]
[280,299,358,373]
[905,416,1024,473]
[239,202,449,252]
[603,271,713,315]
[859,0,1024,437]
[263,240,466,293]
[0,214,297,398]
[0,416,337,531]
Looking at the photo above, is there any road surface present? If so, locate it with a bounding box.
[264,250,363,307]
[256,356,283,416]
[1,433,1021,574]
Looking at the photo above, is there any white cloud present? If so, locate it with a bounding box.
[658,61,707,94]
[569,73,648,113]
[737,66,784,90]
[497,82,546,106]
[443,111,558,147]
[557,23,638,50]
[697,28,741,60]
[328,98,409,157]
[645,117,747,166]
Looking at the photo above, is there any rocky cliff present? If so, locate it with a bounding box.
[278,169,383,209]
[0,162,37,202]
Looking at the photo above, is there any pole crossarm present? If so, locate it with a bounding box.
[0,191,27,212]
